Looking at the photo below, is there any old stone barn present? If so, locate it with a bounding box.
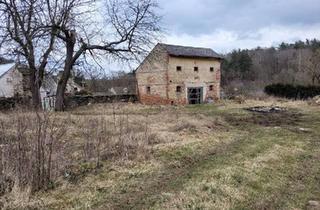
[136,43,223,105]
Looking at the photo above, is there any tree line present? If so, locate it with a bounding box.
[278,39,320,50]
[222,39,320,96]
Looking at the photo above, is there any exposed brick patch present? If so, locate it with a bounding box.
[140,94,187,105]
[207,84,220,100]
[216,69,221,81]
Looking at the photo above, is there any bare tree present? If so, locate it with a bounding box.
[0,0,59,108]
[0,0,161,111]
[52,0,161,111]
[303,49,320,85]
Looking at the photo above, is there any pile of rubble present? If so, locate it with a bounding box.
[245,106,287,113]
[312,95,320,105]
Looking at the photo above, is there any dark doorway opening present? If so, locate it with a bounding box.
[188,87,203,104]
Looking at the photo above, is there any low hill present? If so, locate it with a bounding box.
[222,39,320,97]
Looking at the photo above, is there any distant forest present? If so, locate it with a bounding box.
[222,39,320,97]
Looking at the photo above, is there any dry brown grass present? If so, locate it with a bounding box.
[1,99,319,209]
[0,105,157,209]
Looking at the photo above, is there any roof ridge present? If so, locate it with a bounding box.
[0,63,16,78]
[157,43,223,59]
[159,43,213,50]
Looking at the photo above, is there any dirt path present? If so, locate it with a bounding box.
[94,130,262,210]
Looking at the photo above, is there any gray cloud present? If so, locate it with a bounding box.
[158,0,320,51]
[160,0,320,34]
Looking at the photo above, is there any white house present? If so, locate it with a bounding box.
[0,63,24,98]
[0,62,83,109]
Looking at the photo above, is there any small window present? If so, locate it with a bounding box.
[176,66,182,71]
[176,86,182,93]
[146,86,151,94]
[209,85,214,91]
[194,67,199,72]
[210,67,214,72]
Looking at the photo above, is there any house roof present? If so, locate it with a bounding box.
[159,43,223,59]
[0,63,15,78]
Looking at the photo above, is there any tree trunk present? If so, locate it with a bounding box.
[312,75,316,85]
[55,33,76,111]
[32,86,41,109]
[55,77,68,111]
[30,71,41,110]
[55,62,73,111]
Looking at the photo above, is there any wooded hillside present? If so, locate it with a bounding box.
[222,39,320,97]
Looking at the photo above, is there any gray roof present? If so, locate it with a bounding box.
[159,43,223,59]
[0,63,15,78]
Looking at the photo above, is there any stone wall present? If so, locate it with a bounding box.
[0,97,30,111]
[65,95,138,109]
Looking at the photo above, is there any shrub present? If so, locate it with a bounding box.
[1,107,152,198]
[1,112,69,193]
[265,84,320,100]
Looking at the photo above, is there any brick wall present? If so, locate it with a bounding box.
[136,45,222,105]
[139,93,187,105]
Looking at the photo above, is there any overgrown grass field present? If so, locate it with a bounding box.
[1,99,320,209]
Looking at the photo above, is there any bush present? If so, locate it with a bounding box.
[265,84,320,100]
[1,112,69,193]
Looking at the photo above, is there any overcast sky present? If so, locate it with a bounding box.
[159,0,320,53]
